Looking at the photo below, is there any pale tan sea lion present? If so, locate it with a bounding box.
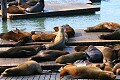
[45,26,66,50]
[1,61,42,76]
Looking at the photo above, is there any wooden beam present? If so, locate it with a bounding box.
[1,0,7,21]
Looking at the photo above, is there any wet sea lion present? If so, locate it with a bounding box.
[29,50,69,62]
[54,24,75,38]
[100,46,117,62]
[31,32,56,42]
[0,45,44,58]
[25,0,44,13]
[60,66,116,80]
[99,30,120,40]
[85,45,103,63]
[84,22,120,32]
[45,26,66,50]
[1,61,42,76]
[55,52,86,64]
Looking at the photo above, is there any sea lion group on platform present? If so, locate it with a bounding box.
[1,22,120,79]
[7,0,45,14]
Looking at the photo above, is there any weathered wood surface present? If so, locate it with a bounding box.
[67,29,120,46]
[0,2,100,19]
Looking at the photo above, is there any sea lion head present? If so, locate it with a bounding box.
[1,67,19,76]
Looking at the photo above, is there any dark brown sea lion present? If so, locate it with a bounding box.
[54,24,75,38]
[45,26,66,50]
[29,50,69,62]
[0,28,31,42]
[55,52,86,64]
[99,46,117,63]
[1,61,42,76]
[85,45,103,63]
[74,46,89,52]
[0,45,44,58]
[0,28,32,45]
[99,30,120,40]
[31,32,56,42]
[60,66,116,80]
[84,22,120,32]
[25,0,44,13]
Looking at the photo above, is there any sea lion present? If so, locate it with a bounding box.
[25,0,44,13]
[54,24,75,38]
[7,5,25,14]
[26,0,38,6]
[0,28,31,42]
[0,45,44,58]
[85,45,103,63]
[55,52,86,64]
[1,61,42,76]
[45,26,66,50]
[100,46,117,62]
[0,28,32,45]
[84,22,120,32]
[60,66,116,80]
[112,63,120,74]
[31,32,56,42]
[29,50,69,62]
[74,46,89,52]
[99,30,120,40]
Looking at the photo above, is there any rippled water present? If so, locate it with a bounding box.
[0,0,120,33]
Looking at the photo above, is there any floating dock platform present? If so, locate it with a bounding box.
[0,2,100,19]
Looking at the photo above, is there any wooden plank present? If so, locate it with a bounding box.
[0,2,100,19]
[66,29,120,46]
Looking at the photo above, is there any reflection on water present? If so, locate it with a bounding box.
[0,0,120,33]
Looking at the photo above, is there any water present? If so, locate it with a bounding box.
[0,0,120,33]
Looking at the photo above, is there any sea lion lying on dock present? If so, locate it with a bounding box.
[1,61,42,76]
[0,45,44,58]
[85,45,103,63]
[31,32,56,42]
[84,22,120,32]
[100,46,117,62]
[45,26,66,50]
[74,46,89,52]
[0,28,32,45]
[54,24,75,38]
[25,0,44,13]
[60,65,116,80]
[55,52,86,64]
[29,50,69,62]
[7,5,25,14]
[0,28,31,42]
[99,30,120,40]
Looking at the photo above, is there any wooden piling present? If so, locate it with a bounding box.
[1,0,7,20]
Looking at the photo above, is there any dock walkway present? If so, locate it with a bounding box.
[0,2,100,19]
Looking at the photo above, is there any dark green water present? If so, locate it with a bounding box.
[0,0,120,33]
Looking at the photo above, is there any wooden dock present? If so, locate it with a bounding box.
[0,2,100,19]
[0,46,120,80]
[0,29,119,47]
